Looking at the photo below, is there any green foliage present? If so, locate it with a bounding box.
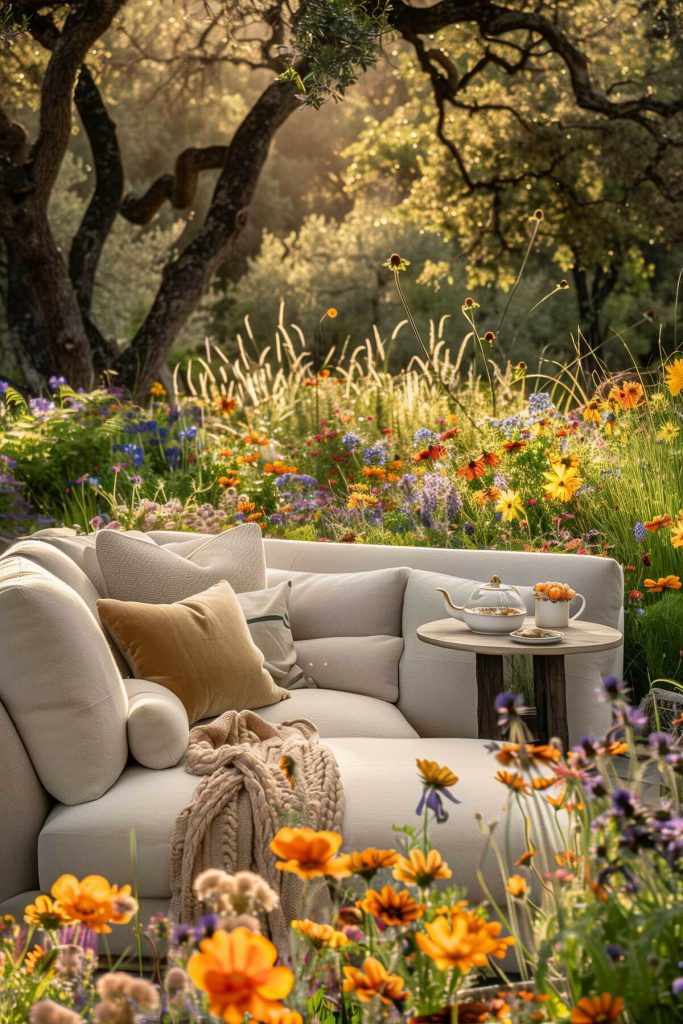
[630,594,683,685]
[288,0,388,107]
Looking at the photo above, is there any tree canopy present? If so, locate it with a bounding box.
[0,0,681,394]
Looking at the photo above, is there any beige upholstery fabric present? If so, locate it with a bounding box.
[98,581,290,725]
[266,566,408,639]
[0,556,128,805]
[294,636,403,702]
[22,527,153,594]
[37,737,527,907]
[237,582,303,688]
[254,688,417,737]
[0,701,51,902]
[124,679,190,770]
[96,524,266,601]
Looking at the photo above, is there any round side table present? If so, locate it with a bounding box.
[416,617,623,748]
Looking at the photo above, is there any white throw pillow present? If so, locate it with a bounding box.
[124,679,189,770]
[95,524,266,602]
[236,581,306,689]
[266,566,408,639]
[0,556,128,805]
[294,636,403,702]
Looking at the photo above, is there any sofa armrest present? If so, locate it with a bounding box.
[0,699,51,902]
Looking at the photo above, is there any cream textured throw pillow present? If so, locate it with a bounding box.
[95,524,266,602]
[236,581,306,689]
[97,581,290,724]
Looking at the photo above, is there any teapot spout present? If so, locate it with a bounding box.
[436,588,464,620]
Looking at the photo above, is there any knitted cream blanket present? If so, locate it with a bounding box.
[170,710,344,952]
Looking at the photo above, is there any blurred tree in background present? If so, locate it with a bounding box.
[0,0,681,393]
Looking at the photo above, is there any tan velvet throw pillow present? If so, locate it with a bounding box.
[97,581,290,725]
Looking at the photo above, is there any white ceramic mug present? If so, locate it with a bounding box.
[534,593,586,629]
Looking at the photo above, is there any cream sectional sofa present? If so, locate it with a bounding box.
[0,531,623,951]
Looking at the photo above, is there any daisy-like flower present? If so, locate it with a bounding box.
[608,381,644,410]
[543,463,583,502]
[188,928,293,1024]
[582,398,605,423]
[148,381,166,399]
[671,523,683,549]
[656,421,680,442]
[457,457,486,482]
[570,993,624,1023]
[495,489,524,522]
[383,253,411,273]
[291,919,349,949]
[24,895,72,930]
[359,885,424,926]
[416,910,514,973]
[50,875,137,934]
[644,575,681,592]
[343,956,410,1006]
[644,514,672,532]
[494,770,530,793]
[664,356,683,397]
[214,394,237,416]
[416,758,460,821]
[392,849,452,887]
[503,439,527,453]
[495,742,560,768]
[270,828,351,880]
[480,449,500,467]
[344,848,398,881]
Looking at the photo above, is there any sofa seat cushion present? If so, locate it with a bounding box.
[38,738,531,905]
[254,689,417,737]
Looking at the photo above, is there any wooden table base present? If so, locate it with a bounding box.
[476,653,505,739]
[533,655,568,750]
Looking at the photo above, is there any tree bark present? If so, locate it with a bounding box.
[115,74,302,397]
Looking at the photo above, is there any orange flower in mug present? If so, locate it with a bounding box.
[188,928,293,1024]
[270,828,350,880]
[644,575,681,592]
[343,957,409,1006]
[570,993,624,1023]
[359,886,424,926]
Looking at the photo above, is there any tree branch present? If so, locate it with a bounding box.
[120,145,229,225]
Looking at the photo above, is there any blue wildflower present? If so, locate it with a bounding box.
[413,427,436,446]
[633,521,647,542]
[341,432,361,451]
[362,443,387,467]
[0,381,8,393]
[48,375,67,391]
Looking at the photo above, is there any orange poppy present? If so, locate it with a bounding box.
[188,928,293,1024]
[270,828,351,880]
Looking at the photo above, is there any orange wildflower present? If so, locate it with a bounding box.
[457,458,486,482]
[644,514,672,532]
[291,919,349,949]
[343,848,398,880]
[480,450,500,467]
[664,356,683,396]
[608,381,644,410]
[24,895,71,930]
[343,957,409,1006]
[359,886,424,926]
[215,395,237,416]
[270,828,351,880]
[494,770,530,793]
[505,875,528,898]
[392,849,452,887]
[416,911,514,972]
[644,575,681,592]
[50,875,137,934]
[570,993,624,1023]
[503,440,527,453]
[187,928,293,1024]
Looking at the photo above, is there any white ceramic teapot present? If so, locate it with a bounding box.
[437,575,527,635]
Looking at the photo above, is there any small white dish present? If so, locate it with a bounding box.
[509,628,564,645]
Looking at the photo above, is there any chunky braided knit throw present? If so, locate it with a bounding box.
[170,710,344,953]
